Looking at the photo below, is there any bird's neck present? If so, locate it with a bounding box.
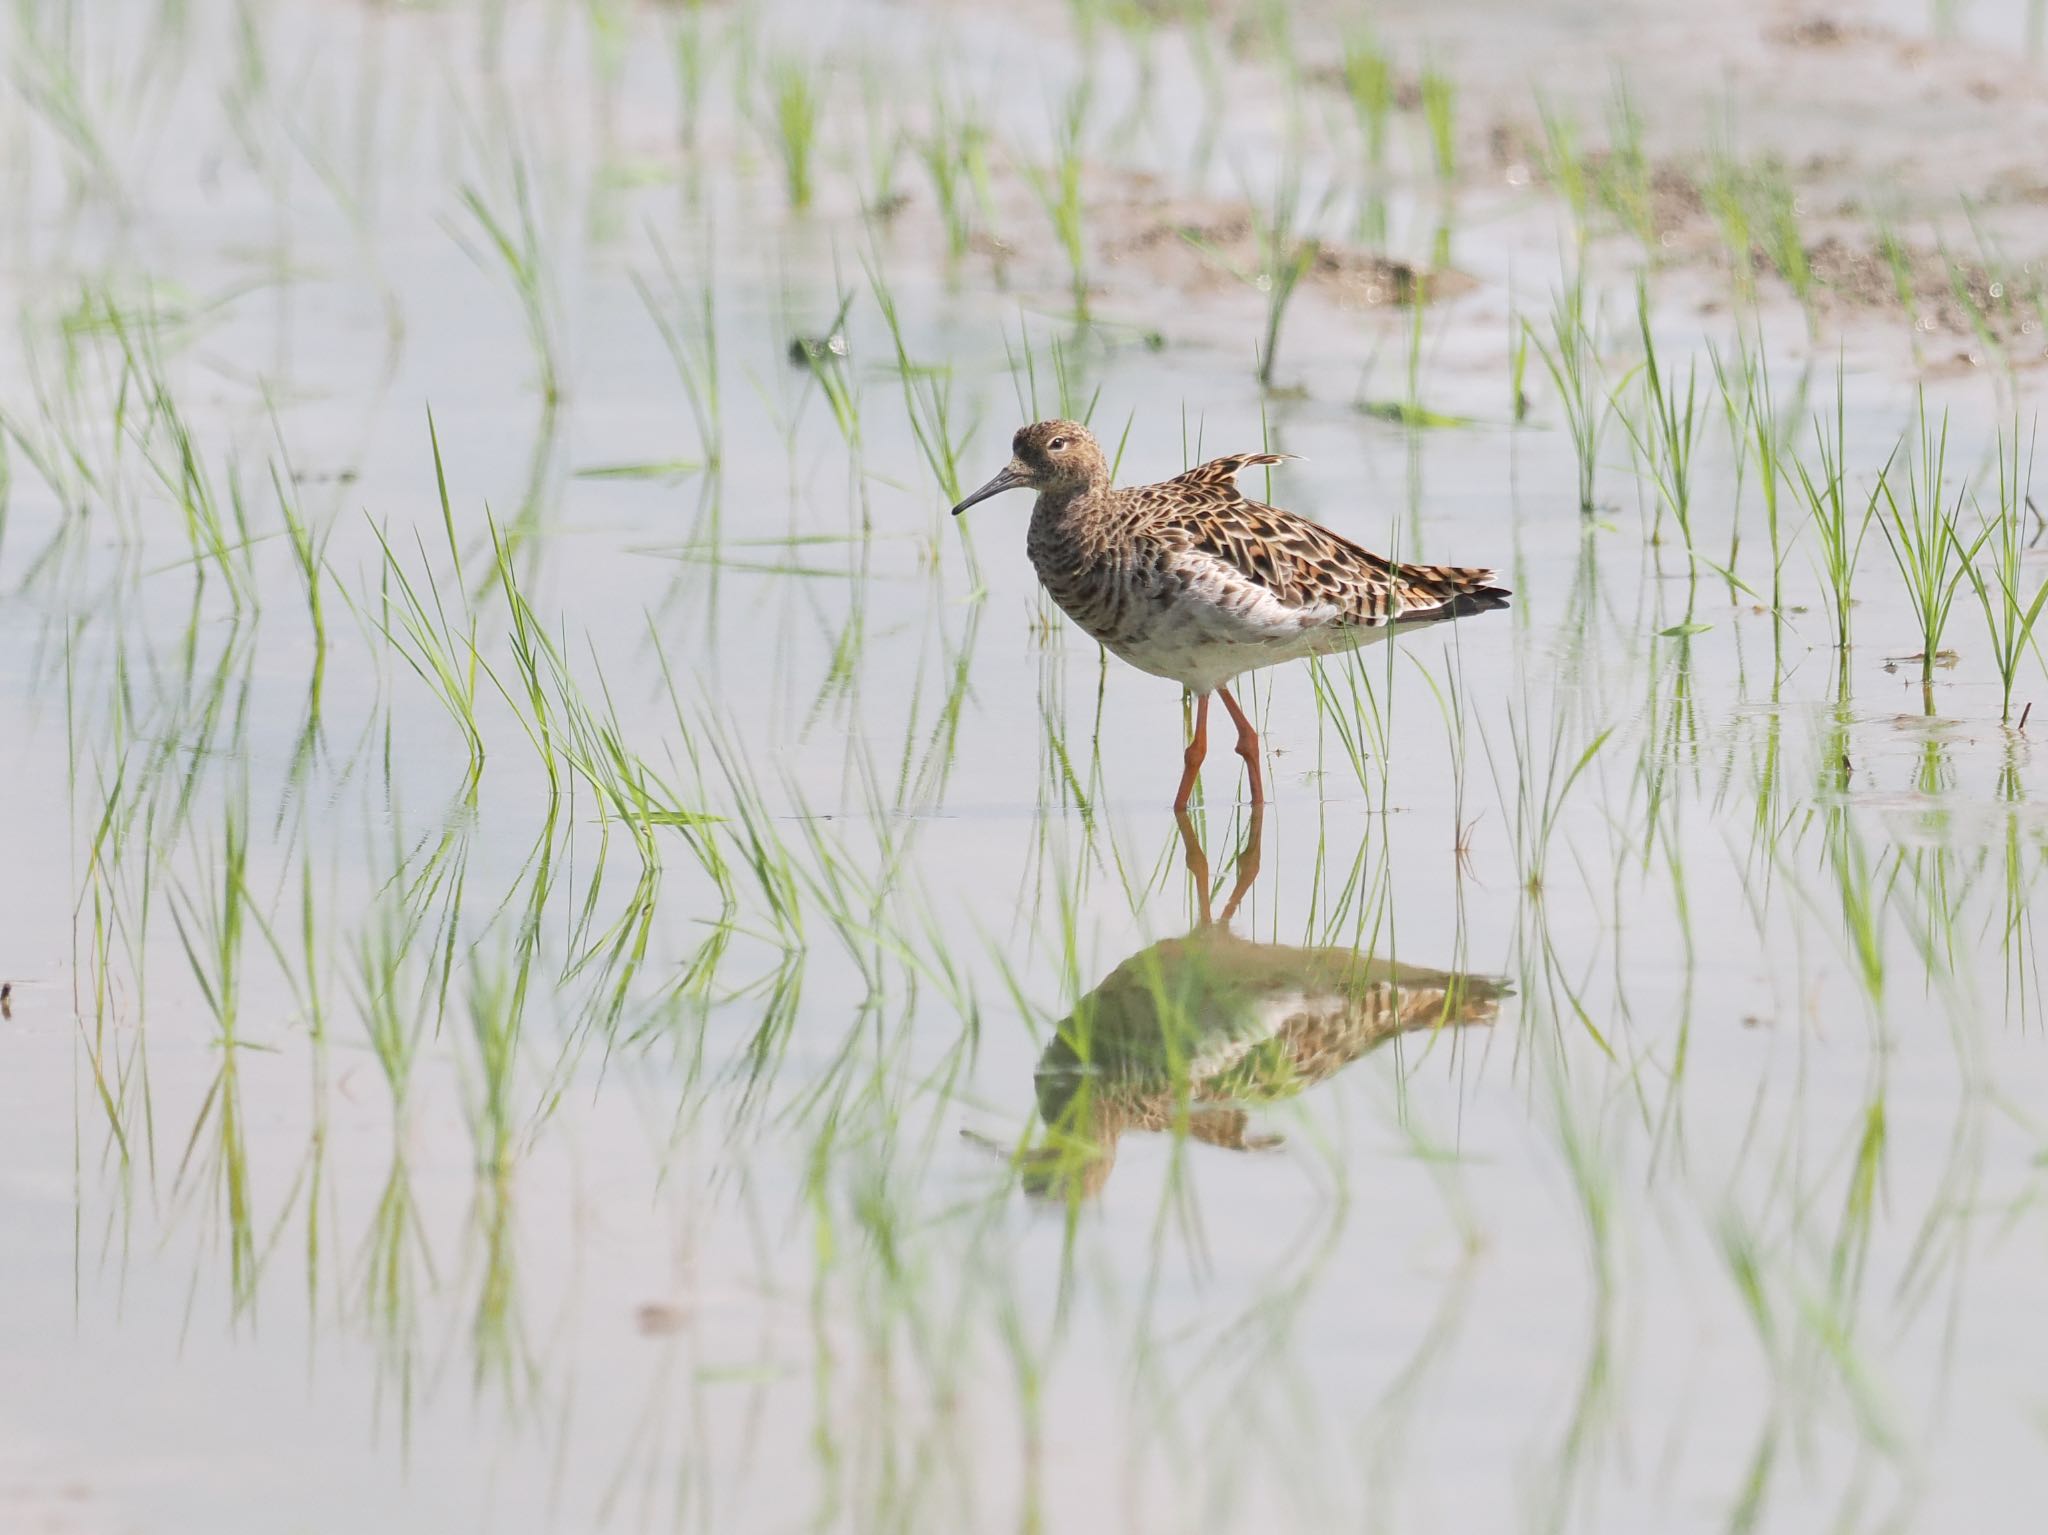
[1028,480,1114,546]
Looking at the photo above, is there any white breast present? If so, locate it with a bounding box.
[1106,548,1379,695]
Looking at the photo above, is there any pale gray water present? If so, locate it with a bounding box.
[4,2,2048,1531]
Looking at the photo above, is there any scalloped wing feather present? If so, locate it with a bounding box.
[1169,452,1295,493]
[1157,492,1510,629]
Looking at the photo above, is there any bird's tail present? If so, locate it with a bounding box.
[1388,562,1512,624]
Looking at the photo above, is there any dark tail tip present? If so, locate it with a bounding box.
[1442,585,1511,620]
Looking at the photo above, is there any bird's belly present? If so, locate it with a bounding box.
[1035,556,1385,693]
[1097,586,1384,693]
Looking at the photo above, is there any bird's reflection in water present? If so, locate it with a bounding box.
[1021,809,1506,1200]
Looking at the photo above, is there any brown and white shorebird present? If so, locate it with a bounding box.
[952,420,1510,809]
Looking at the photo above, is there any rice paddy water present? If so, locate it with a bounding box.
[4,1,2048,1531]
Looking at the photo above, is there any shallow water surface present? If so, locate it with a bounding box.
[5,2,2048,1532]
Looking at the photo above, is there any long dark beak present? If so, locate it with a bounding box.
[951,462,1027,516]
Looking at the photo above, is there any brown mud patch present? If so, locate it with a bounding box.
[1764,14,1890,49]
[1100,197,1474,308]
[1802,235,2048,357]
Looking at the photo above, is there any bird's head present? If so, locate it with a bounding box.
[950,420,1107,514]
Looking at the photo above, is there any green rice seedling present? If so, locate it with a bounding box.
[1025,84,1093,315]
[891,601,984,811]
[642,666,743,990]
[1702,146,1757,303]
[918,94,989,259]
[1418,63,1456,184]
[587,0,631,116]
[1360,297,1468,428]
[1250,0,1298,71]
[1940,225,2012,371]
[167,796,257,1309]
[1063,0,1112,42]
[1643,604,1704,812]
[1748,161,1812,313]
[1005,319,1104,429]
[1995,749,2039,1025]
[1489,694,1612,899]
[695,714,806,951]
[1741,337,1794,611]
[559,642,713,870]
[868,260,984,590]
[98,302,256,605]
[1100,5,1163,154]
[961,109,999,240]
[466,1142,531,1402]
[456,162,562,405]
[856,61,904,215]
[1956,420,2048,721]
[1536,1082,1622,1523]
[462,955,529,1182]
[1342,33,1395,168]
[1509,294,1532,423]
[479,559,714,938]
[11,22,125,207]
[1412,647,1477,855]
[1707,340,1750,571]
[1180,4,1229,173]
[1183,158,1325,389]
[1791,366,1889,652]
[1875,396,1985,695]
[352,887,426,1122]
[636,230,722,471]
[1308,644,1393,812]
[1528,275,1606,511]
[1595,80,1656,251]
[370,533,484,785]
[0,387,83,544]
[1252,170,1327,391]
[1743,703,1790,890]
[481,528,565,795]
[572,459,702,486]
[359,416,485,789]
[1355,186,1391,251]
[1499,300,1531,427]
[359,1126,428,1408]
[795,287,862,452]
[273,465,329,702]
[720,0,762,105]
[72,757,141,1163]
[220,1,275,179]
[145,399,254,610]
[766,54,822,210]
[1430,207,1453,274]
[671,3,713,152]
[1767,1065,1901,1454]
[1873,215,1923,345]
[1537,99,1590,248]
[1616,280,1703,553]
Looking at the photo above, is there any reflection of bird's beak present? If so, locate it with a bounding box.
[951,461,1028,515]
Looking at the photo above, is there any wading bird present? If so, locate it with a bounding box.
[953,421,1509,808]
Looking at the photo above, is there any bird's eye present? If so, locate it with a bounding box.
[1048,436,1069,451]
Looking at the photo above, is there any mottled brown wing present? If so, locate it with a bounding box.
[1169,453,1293,492]
[1176,497,1511,628]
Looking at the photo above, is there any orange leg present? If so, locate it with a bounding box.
[1216,685,1265,805]
[1173,693,1211,812]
